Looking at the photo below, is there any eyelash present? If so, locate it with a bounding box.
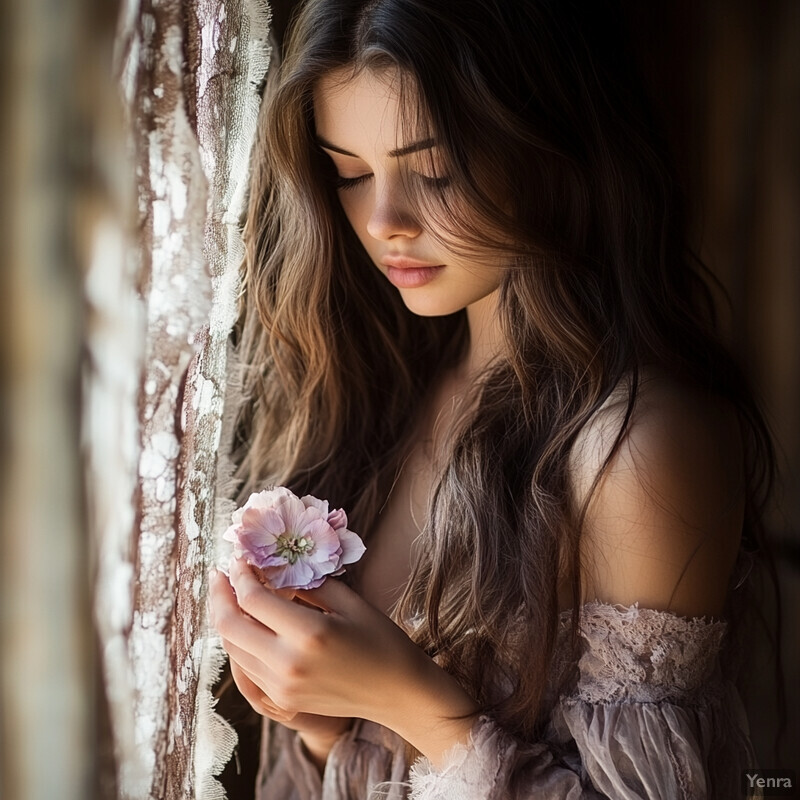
[334,174,372,190]
[419,175,451,189]
[333,173,451,191]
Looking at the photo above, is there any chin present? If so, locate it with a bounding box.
[397,292,467,318]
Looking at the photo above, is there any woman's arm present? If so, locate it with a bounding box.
[571,372,744,618]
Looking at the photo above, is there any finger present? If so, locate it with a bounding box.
[230,655,261,688]
[237,561,297,601]
[230,658,296,722]
[229,657,268,714]
[220,634,286,685]
[260,696,297,723]
[228,557,324,634]
[294,576,364,615]
[209,569,280,649]
[230,657,287,716]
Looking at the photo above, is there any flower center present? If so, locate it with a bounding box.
[275,534,315,564]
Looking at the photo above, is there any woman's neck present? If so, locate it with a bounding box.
[463,289,504,377]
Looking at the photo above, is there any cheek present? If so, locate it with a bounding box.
[337,192,368,237]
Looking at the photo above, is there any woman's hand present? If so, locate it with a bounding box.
[207,557,478,766]
[226,653,350,770]
[209,556,427,722]
[208,563,355,766]
[226,648,352,735]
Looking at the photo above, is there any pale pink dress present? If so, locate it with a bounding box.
[254,601,756,799]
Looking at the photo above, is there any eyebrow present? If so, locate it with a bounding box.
[316,135,436,158]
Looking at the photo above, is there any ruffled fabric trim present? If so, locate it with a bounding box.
[408,716,591,800]
[408,717,512,800]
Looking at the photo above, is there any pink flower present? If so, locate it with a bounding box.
[223,487,366,590]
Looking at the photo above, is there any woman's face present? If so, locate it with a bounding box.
[313,68,503,317]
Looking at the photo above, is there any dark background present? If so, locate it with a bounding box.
[617,0,799,774]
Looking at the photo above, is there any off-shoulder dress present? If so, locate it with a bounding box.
[254,600,756,799]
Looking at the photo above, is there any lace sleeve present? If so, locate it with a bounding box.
[408,602,757,800]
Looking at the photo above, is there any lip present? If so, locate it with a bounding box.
[381,255,440,270]
[380,254,445,289]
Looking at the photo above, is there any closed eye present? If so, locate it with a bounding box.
[414,173,450,189]
[333,172,449,191]
[335,173,372,190]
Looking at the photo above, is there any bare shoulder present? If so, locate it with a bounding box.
[569,367,745,618]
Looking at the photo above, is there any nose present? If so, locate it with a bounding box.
[366,177,423,241]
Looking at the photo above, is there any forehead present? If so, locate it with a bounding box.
[313,66,424,152]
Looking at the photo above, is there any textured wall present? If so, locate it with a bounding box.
[96,1,271,797]
[1,1,271,799]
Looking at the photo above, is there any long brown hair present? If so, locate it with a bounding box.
[233,0,776,740]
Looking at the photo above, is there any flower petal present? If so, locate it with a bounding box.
[337,527,366,564]
[245,486,294,510]
[275,494,310,535]
[306,558,337,582]
[295,504,326,526]
[239,531,278,561]
[239,509,284,555]
[243,542,280,568]
[264,558,315,590]
[222,523,239,543]
[243,506,285,534]
[256,550,282,564]
[326,508,347,530]
[297,512,338,546]
[301,494,329,516]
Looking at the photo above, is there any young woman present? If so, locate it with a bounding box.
[208,1,776,797]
